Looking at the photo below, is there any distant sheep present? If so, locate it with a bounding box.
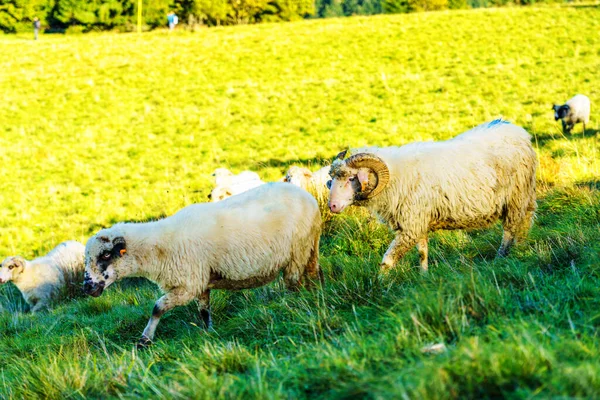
[83,183,322,347]
[553,94,590,134]
[327,119,537,272]
[0,241,85,312]
[212,168,261,186]
[283,165,331,205]
[208,179,265,202]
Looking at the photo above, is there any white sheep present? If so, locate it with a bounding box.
[553,94,591,134]
[83,183,322,347]
[212,167,261,186]
[0,241,85,312]
[283,165,331,205]
[327,119,537,272]
[208,178,265,202]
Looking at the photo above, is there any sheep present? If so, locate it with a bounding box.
[208,178,265,202]
[212,167,261,186]
[553,94,591,134]
[0,241,85,312]
[83,183,322,348]
[283,165,331,205]
[327,119,537,273]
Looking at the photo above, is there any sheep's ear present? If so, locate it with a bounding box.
[357,169,369,191]
[335,150,348,160]
[112,237,127,256]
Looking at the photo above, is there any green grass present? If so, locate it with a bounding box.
[1,6,600,398]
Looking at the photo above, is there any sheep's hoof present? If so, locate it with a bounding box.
[136,336,153,349]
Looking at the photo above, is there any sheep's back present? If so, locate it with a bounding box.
[166,183,320,281]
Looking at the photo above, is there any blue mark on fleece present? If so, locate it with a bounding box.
[487,118,510,128]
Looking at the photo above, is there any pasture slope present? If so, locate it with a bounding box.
[0,6,599,399]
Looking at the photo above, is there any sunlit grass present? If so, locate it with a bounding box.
[0,6,599,398]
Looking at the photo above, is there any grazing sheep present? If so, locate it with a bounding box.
[0,241,85,312]
[283,165,331,205]
[208,179,265,202]
[212,167,261,186]
[553,94,591,134]
[83,183,322,347]
[327,119,537,272]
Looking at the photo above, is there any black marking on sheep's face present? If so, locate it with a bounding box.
[96,237,127,272]
[553,104,570,121]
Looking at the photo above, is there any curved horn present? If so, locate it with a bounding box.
[345,153,390,199]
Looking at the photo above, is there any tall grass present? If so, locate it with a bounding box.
[0,6,599,398]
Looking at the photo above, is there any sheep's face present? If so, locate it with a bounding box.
[0,257,25,283]
[84,231,130,297]
[553,104,569,121]
[284,166,312,188]
[327,160,368,214]
[209,186,232,202]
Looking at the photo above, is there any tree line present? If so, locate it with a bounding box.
[0,0,559,33]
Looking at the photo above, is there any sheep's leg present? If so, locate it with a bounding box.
[582,122,586,135]
[417,236,429,272]
[304,232,323,287]
[380,232,420,273]
[561,120,567,134]
[138,288,194,348]
[197,290,212,330]
[497,231,515,258]
[30,300,48,314]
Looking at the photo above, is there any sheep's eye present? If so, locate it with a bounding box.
[8,265,13,270]
[101,252,111,260]
[349,176,356,182]
[326,180,332,189]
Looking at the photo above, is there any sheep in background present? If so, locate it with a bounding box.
[0,241,85,312]
[553,94,591,134]
[283,165,331,205]
[208,178,265,202]
[327,119,537,272]
[212,167,261,186]
[83,183,322,347]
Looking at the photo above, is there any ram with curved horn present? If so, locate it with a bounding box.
[327,119,537,273]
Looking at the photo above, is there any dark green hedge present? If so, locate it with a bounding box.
[0,0,578,33]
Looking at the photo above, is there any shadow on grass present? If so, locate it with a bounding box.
[530,127,598,150]
[575,179,600,190]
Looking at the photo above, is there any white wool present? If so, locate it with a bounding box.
[0,241,85,312]
[330,120,537,271]
[212,168,261,186]
[566,94,591,125]
[210,179,265,202]
[284,165,331,206]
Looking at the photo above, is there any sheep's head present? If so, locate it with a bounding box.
[0,256,26,283]
[327,150,390,214]
[208,186,232,202]
[283,166,312,188]
[84,229,130,297]
[212,168,233,185]
[552,104,569,121]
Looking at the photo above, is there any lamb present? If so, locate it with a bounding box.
[208,178,265,202]
[553,94,591,134]
[83,183,322,348]
[212,167,261,186]
[327,119,537,272]
[0,241,86,312]
[283,165,331,205]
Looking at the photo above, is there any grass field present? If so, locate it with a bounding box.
[1,6,599,398]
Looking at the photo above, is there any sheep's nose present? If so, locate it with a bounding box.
[329,202,341,213]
